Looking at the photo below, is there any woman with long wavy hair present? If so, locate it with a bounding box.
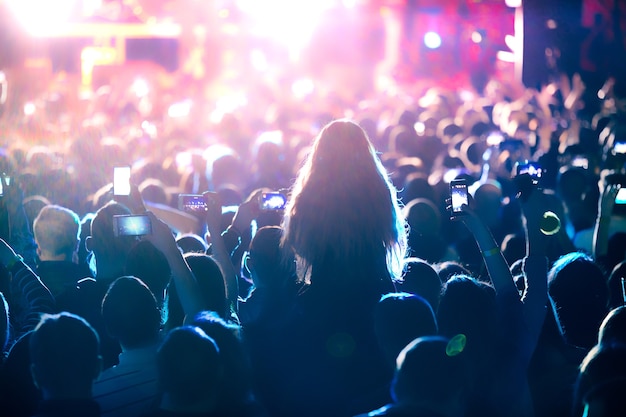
[247,119,408,417]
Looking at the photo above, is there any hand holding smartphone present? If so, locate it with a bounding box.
[258,192,287,211]
[178,194,208,212]
[450,179,468,216]
[113,214,152,237]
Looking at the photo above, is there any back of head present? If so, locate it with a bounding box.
[183,253,227,317]
[176,233,208,254]
[157,326,222,407]
[548,252,609,349]
[392,336,468,412]
[33,205,81,260]
[398,258,442,310]
[90,201,134,264]
[248,226,294,288]
[102,276,161,349]
[375,292,438,368]
[283,119,407,284]
[189,311,252,405]
[575,343,626,416]
[437,275,497,356]
[29,312,101,397]
[124,240,171,303]
[598,307,626,346]
[435,261,471,283]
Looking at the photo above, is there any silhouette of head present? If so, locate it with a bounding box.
[29,312,101,399]
[398,258,442,310]
[374,292,438,368]
[157,326,222,408]
[392,336,468,415]
[548,252,608,349]
[598,307,626,346]
[248,226,295,289]
[102,276,161,349]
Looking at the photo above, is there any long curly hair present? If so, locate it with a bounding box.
[282,119,407,288]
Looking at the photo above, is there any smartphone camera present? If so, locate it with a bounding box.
[113,167,131,196]
[259,192,287,211]
[450,180,469,215]
[178,194,208,212]
[113,214,152,237]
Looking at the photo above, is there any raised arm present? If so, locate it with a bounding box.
[143,211,206,319]
[0,238,54,340]
[204,192,239,309]
[518,189,551,349]
[593,177,619,260]
[1,176,37,268]
[456,205,518,298]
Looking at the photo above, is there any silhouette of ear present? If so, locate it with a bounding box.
[84,236,93,252]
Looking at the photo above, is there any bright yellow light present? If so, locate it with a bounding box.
[6,0,78,35]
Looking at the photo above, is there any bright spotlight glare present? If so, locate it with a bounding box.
[236,0,335,59]
[131,79,149,98]
[24,102,36,116]
[424,32,442,49]
[471,31,483,44]
[6,0,78,35]
[168,100,192,119]
[291,78,315,99]
[250,49,269,72]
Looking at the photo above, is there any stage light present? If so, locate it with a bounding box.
[236,0,335,60]
[131,79,149,98]
[291,78,315,99]
[505,0,522,7]
[5,0,78,36]
[168,100,192,119]
[250,49,268,72]
[424,32,442,49]
[471,31,483,44]
[24,102,36,116]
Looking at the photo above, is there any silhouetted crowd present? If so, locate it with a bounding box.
[0,71,625,417]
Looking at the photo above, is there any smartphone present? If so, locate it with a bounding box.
[113,214,152,237]
[0,175,8,197]
[450,179,468,215]
[113,167,131,196]
[615,188,626,204]
[178,194,208,212]
[259,192,287,211]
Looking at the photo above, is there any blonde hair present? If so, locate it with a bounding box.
[282,119,407,285]
[33,205,81,258]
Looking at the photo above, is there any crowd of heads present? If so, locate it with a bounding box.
[0,65,624,417]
